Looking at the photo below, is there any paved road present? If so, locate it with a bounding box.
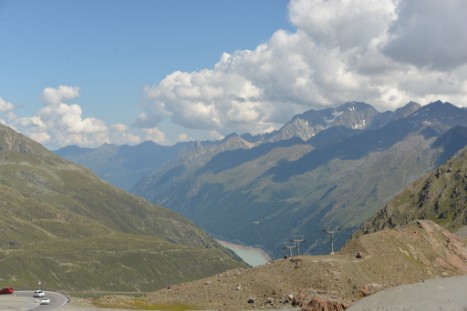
[348,275,467,311]
[3,278,466,311]
[0,291,68,311]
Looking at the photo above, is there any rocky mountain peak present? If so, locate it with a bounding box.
[270,101,378,142]
[408,101,467,132]
[394,101,421,117]
[219,133,255,150]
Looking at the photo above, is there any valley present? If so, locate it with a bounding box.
[3,0,467,309]
[57,101,467,258]
[1,100,466,310]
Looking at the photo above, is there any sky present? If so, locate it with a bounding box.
[1,0,467,150]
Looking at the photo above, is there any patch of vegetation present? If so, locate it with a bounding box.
[94,297,200,311]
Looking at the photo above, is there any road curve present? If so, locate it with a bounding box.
[0,290,68,311]
[348,275,467,311]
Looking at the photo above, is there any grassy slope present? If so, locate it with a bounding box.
[0,124,246,291]
[360,147,467,235]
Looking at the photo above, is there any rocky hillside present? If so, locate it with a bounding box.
[92,220,467,310]
[268,101,420,142]
[0,123,246,291]
[360,143,467,235]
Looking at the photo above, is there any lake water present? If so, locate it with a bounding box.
[217,240,271,267]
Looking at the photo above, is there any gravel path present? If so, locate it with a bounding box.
[348,275,467,311]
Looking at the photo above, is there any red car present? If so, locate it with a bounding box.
[0,287,14,294]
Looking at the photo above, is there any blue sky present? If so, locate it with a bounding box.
[1,0,290,122]
[1,0,467,149]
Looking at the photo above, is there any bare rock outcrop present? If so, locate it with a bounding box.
[302,296,350,311]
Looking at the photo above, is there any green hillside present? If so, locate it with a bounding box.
[360,146,467,235]
[0,123,246,291]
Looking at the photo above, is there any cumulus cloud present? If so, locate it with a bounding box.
[0,98,15,113]
[33,86,109,147]
[141,0,467,137]
[1,86,150,149]
[143,127,166,144]
[288,0,397,50]
[133,112,164,128]
[383,0,467,70]
[109,123,142,146]
[41,85,80,106]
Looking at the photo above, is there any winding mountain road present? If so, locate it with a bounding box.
[3,277,467,311]
[0,291,68,311]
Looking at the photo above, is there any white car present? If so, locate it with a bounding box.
[33,290,45,297]
[40,298,50,305]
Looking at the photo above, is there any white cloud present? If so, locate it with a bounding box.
[2,86,145,149]
[141,0,467,138]
[110,123,142,145]
[288,0,397,50]
[143,127,167,145]
[383,0,467,70]
[41,85,80,106]
[0,98,15,113]
[133,112,163,128]
[177,133,190,141]
[35,86,109,147]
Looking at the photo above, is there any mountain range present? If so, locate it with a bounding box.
[0,123,245,291]
[68,140,467,310]
[56,100,467,258]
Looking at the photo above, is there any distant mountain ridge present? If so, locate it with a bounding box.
[57,101,467,258]
[55,141,184,190]
[54,102,420,191]
[0,122,245,291]
[55,101,421,191]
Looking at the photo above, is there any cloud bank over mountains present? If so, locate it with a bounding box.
[140,0,467,138]
[1,0,467,149]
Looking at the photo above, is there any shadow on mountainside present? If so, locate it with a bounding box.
[267,118,422,182]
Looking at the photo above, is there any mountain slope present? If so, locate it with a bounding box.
[360,140,467,235]
[133,101,467,258]
[0,123,246,291]
[94,220,467,310]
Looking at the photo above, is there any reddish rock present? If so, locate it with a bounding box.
[302,297,349,311]
[360,285,370,296]
[292,289,306,306]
